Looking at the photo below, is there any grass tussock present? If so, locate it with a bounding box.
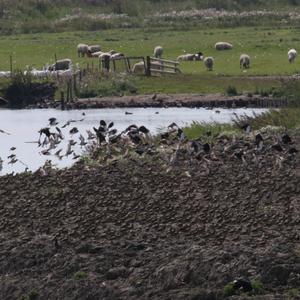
[233,108,300,130]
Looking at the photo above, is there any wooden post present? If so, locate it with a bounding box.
[60,91,65,110]
[73,74,77,97]
[69,79,73,101]
[112,59,116,72]
[66,82,70,103]
[103,56,110,72]
[9,54,12,78]
[146,56,151,76]
[126,58,131,73]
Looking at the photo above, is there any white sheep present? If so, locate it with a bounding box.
[132,61,162,74]
[204,57,214,71]
[288,49,297,63]
[132,61,146,74]
[215,42,233,50]
[154,46,163,58]
[77,44,89,57]
[240,54,251,69]
[177,52,204,61]
[48,59,72,71]
[177,54,195,61]
[0,71,11,78]
[87,51,103,58]
[110,53,124,59]
[99,53,111,59]
[88,45,101,53]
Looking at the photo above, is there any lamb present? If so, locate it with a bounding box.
[77,44,89,57]
[48,59,72,71]
[88,45,101,53]
[240,54,251,69]
[154,46,163,58]
[204,57,214,71]
[288,49,297,63]
[215,42,233,50]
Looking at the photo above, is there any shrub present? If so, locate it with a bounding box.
[226,85,238,96]
[223,282,236,297]
[73,271,88,280]
[251,280,264,295]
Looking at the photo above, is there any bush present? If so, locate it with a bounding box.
[226,85,238,96]
[251,280,264,295]
[73,271,88,280]
[1,70,56,108]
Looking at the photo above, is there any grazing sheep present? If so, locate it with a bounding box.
[88,45,101,53]
[48,59,72,71]
[288,49,297,63]
[215,42,233,50]
[177,54,195,61]
[77,43,89,57]
[110,53,124,59]
[240,54,251,69]
[87,51,103,58]
[204,57,214,71]
[99,53,111,59]
[154,46,163,58]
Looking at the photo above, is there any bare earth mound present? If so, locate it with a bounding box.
[0,132,299,299]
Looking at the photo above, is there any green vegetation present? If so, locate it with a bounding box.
[234,108,300,129]
[183,122,237,140]
[73,271,88,280]
[251,280,264,295]
[1,1,300,34]
[223,282,236,297]
[22,289,39,300]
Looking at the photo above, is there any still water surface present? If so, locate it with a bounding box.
[0,107,268,174]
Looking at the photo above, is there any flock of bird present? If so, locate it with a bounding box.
[0,112,298,175]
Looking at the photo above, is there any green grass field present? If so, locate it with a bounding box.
[0,26,299,94]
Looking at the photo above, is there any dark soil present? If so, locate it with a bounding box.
[0,132,299,299]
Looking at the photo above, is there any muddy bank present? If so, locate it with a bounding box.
[24,93,287,110]
[0,131,299,299]
[71,94,287,109]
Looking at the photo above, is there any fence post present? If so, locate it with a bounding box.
[102,56,110,72]
[9,54,12,78]
[69,79,73,101]
[73,74,77,97]
[126,58,131,73]
[66,82,70,103]
[146,56,151,76]
[60,91,65,110]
